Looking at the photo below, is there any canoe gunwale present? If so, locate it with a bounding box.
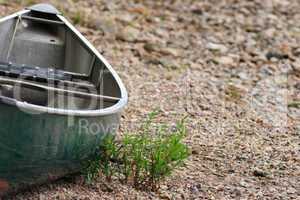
[0,10,30,24]
[21,15,65,25]
[0,9,128,117]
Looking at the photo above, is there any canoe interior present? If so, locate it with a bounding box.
[0,10,122,110]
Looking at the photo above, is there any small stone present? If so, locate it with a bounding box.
[235,34,246,43]
[128,6,150,16]
[104,1,118,11]
[117,13,136,24]
[144,43,179,57]
[154,28,169,38]
[94,16,118,36]
[55,193,65,200]
[176,188,187,199]
[292,48,300,57]
[237,72,249,80]
[160,185,168,190]
[144,42,159,52]
[191,8,203,15]
[206,43,228,53]
[116,26,140,42]
[274,75,287,85]
[160,48,179,57]
[264,28,276,38]
[288,101,300,109]
[39,194,46,200]
[231,188,242,197]
[159,191,172,200]
[292,61,300,73]
[287,187,297,194]
[253,169,269,177]
[101,183,114,193]
[159,58,179,69]
[190,184,201,195]
[239,180,248,188]
[294,82,300,90]
[216,56,235,65]
[191,146,200,155]
[259,65,274,76]
[266,51,289,60]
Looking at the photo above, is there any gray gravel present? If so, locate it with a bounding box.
[1,0,299,199]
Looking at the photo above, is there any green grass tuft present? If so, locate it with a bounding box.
[83,111,190,191]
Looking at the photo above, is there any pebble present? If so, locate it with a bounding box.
[239,180,249,188]
[294,82,300,90]
[264,28,276,38]
[237,72,249,80]
[160,48,179,57]
[206,43,228,53]
[116,26,140,42]
[253,169,269,177]
[292,48,300,56]
[144,43,179,57]
[102,183,114,193]
[191,146,201,155]
[287,187,297,194]
[159,191,172,200]
[216,56,235,66]
[266,51,289,60]
[117,13,136,24]
[159,58,180,69]
[144,42,159,52]
[154,28,169,38]
[259,65,274,76]
[292,60,300,72]
[94,15,118,36]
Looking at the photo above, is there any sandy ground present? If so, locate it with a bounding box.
[0,0,299,199]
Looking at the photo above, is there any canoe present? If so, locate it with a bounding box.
[0,4,128,196]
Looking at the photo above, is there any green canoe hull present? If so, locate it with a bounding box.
[0,3,128,196]
[0,103,120,196]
